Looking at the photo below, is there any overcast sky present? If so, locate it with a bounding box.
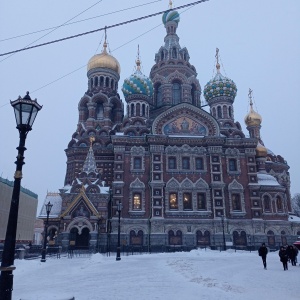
[0,0,299,213]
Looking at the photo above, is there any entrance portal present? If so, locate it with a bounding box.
[69,227,90,249]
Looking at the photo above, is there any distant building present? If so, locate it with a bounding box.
[39,6,300,251]
[33,218,44,245]
[0,176,38,245]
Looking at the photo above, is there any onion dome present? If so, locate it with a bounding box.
[244,91,262,127]
[122,55,153,98]
[162,1,180,25]
[204,62,237,103]
[256,141,267,157]
[87,41,120,74]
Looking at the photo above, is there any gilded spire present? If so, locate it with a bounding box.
[136,45,141,72]
[89,136,95,147]
[215,48,220,73]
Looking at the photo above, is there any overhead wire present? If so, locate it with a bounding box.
[0,0,104,63]
[31,2,197,94]
[0,0,163,43]
[0,0,209,58]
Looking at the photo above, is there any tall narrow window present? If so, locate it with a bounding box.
[142,104,146,116]
[191,84,196,106]
[131,103,135,117]
[232,194,241,211]
[96,103,104,119]
[195,157,204,170]
[156,84,162,107]
[134,157,142,169]
[229,159,237,171]
[172,82,181,104]
[161,51,164,60]
[229,106,232,118]
[105,77,109,87]
[182,157,190,170]
[168,157,177,169]
[264,195,271,211]
[169,193,178,209]
[217,106,222,118]
[133,193,141,210]
[172,47,177,59]
[100,76,104,87]
[183,193,192,210]
[276,196,283,211]
[94,77,98,86]
[197,193,206,210]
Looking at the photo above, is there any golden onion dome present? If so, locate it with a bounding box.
[87,42,120,74]
[244,89,262,126]
[256,142,267,157]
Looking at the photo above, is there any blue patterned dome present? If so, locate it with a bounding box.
[204,67,237,103]
[122,69,153,98]
[162,10,180,25]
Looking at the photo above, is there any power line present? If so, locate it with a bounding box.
[0,0,104,63]
[0,0,209,58]
[0,0,162,43]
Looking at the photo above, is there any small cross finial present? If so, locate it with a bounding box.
[248,88,253,106]
[169,0,173,9]
[103,26,108,52]
[215,48,220,72]
[136,44,141,71]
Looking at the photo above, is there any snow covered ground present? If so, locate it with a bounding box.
[12,249,299,300]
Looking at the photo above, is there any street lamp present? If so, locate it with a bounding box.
[221,215,226,251]
[41,201,53,262]
[0,92,42,300]
[116,202,123,261]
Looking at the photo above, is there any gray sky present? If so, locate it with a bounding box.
[0,0,299,214]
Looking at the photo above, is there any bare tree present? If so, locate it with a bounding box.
[292,193,300,217]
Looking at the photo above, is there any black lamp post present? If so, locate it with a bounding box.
[221,215,226,251]
[116,202,123,261]
[0,92,42,300]
[41,201,53,262]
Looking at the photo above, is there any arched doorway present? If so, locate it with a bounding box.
[233,231,247,247]
[168,230,182,245]
[130,230,143,246]
[196,230,210,247]
[69,227,90,249]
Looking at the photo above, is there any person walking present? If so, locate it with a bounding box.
[279,246,289,271]
[286,245,297,266]
[258,243,268,269]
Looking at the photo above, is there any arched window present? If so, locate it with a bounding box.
[217,106,222,118]
[133,193,141,210]
[232,194,241,211]
[111,79,114,89]
[136,103,141,116]
[183,193,192,210]
[131,103,135,117]
[196,230,210,246]
[228,106,232,118]
[94,77,98,86]
[223,106,228,118]
[172,82,181,104]
[105,77,109,87]
[96,103,104,119]
[172,47,177,59]
[183,52,187,61]
[161,50,164,60]
[100,76,104,87]
[90,78,93,88]
[197,193,206,210]
[142,104,146,116]
[191,84,196,106]
[264,195,271,212]
[276,196,283,211]
[169,193,178,209]
[155,84,162,107]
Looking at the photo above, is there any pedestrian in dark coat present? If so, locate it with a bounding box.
[279,246,289,270]
[258,243,268,269]
[286,245,297,266]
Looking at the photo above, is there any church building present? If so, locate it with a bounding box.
[39,4,299,252]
